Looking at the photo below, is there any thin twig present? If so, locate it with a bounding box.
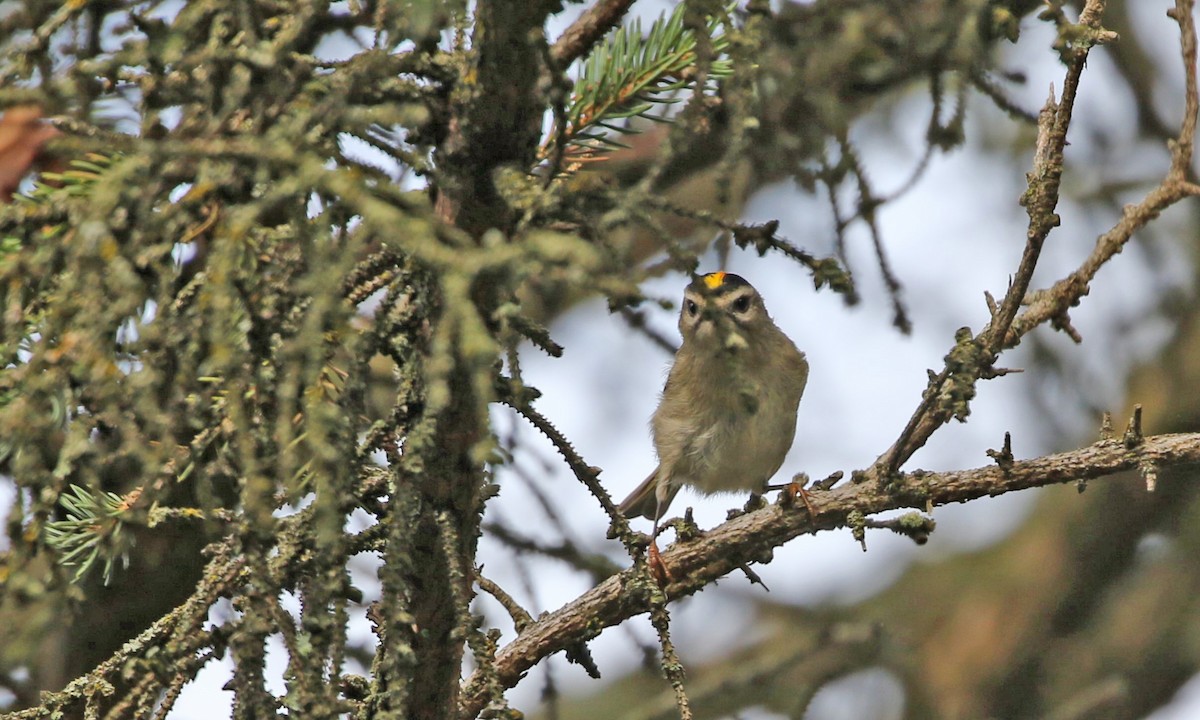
[458,431,1200,718]
[477,573,535,632]
[639,198,857,299]
[619,306,679,355]
[1168,0,1198,181]
[968,69,1039,124]
[1010,0,1200,340]
[838,136,911,333]
[484,522,622,580]
[497,381,639,548]
[647,596,693,720]
[879,0,1116,475]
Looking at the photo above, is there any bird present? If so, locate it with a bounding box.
[619,271,809,527]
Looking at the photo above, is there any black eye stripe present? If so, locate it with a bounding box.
[682,284,758,320]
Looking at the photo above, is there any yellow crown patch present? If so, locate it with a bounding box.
[703,272,727,290]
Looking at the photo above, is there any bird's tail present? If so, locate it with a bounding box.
[617,467,680,521]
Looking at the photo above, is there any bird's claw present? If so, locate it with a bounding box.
[786,480,818,524]
[648,538,674,586]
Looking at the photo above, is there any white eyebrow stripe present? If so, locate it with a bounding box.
[718,288,756,308]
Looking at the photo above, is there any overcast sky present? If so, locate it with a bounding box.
[2,2,1196,719]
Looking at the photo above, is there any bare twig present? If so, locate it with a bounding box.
[484,522,622,580]
[619,306,679,355]
[878,0,1121,475]
[497,381,638,547]
[1009,0,1200,341]
[1167,0,1198,180]
[477,572,535,632]
[638,200,857,299]
[968,69,1040,124]
[625,621,884,719]
[836,135,912,333]
[458,431,1200,717]
[647,596,693,720]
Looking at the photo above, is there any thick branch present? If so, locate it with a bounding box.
[459,432,1200,717]
[435,1,559,233]
[550,0,635,67]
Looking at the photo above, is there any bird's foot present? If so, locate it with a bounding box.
[647,538,674,586]
[768,475,818,524]
[788,481,818,524]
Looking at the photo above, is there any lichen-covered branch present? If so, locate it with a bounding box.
[459,431,1200,717]
[876,0,1195,476]
[2,0,1197,718]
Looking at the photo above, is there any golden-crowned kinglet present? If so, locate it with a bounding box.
[619,271,809,523]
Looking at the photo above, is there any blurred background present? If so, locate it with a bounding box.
[3,1,1199,718]
[464,2,1200,718]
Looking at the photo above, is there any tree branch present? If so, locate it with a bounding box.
[459,431,1200,717]
[434,0,560,233]
[4,540,245,720]
[1010,0,1200,342]
[550,0,635,67]
[875,0,1155,475]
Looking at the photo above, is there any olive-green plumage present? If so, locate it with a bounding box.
[619,272,809,521]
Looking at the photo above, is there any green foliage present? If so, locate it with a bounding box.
[547,3,734,159]
[22,153,121,201]
[43,484,133,585]
[0,0,966,716]
[0,152,121,364]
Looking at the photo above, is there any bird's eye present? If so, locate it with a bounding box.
[685,299,699,317]
[732,295,752,313]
